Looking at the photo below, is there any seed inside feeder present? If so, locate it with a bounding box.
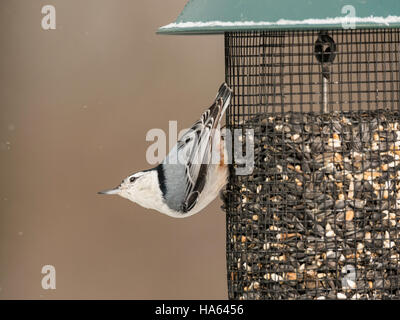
[225,110,400,300]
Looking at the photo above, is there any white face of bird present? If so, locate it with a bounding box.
[98,170,163,211]
[98,171,148,199]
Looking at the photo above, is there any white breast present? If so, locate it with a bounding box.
[120,164,228,218]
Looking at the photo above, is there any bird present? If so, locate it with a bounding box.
[98,83,232,218]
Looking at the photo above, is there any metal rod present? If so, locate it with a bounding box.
[323,77,328,113]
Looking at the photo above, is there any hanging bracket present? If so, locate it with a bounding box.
[314,32,337,113]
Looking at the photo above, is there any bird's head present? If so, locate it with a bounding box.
[98,170,153,202]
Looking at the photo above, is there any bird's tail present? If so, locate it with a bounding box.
[215,82,232,117]
[199,83,232,133]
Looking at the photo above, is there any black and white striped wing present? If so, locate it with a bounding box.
[178,83,231,212]
[177,102,220,212]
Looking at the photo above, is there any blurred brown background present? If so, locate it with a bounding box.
[0,0,226,299]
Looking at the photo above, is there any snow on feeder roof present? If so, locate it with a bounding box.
[158,0,400,34]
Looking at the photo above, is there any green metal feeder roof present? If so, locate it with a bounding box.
[158,0,400,34]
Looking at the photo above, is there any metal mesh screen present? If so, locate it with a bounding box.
[224,29,400,300]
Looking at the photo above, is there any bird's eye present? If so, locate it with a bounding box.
[129,177,136,183]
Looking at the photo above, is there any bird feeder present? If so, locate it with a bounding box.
[159,0,400,300]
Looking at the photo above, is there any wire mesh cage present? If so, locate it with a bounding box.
[224,29,400,300]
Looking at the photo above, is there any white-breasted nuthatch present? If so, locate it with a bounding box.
[98,83,232,218]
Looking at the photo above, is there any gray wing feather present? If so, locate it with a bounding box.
[163,83,232,213]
